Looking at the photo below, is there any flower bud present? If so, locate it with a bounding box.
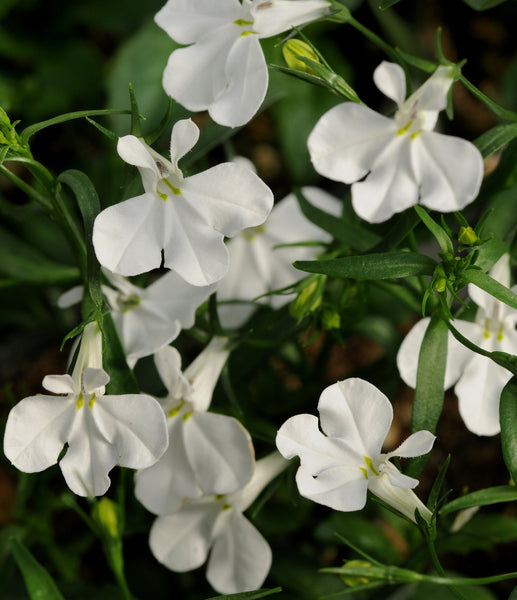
[289,275,325,320]
[340,560,374,587]
[92,498,120,538]
[282,39,320,75]
[458,226,478,246]
[322,309,341,330]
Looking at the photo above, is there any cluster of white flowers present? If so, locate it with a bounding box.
[5,0,514,595]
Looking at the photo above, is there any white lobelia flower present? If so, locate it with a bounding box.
[92,118,274,286]
[308,61,484,223]
[276,378,435,523]
[155,0,331,127]
[397,254,517,436]
[3,322,168,497]
[135,337,255,515]
[58,270,215,368]
[148,452,287,594]
[216,186,341,328]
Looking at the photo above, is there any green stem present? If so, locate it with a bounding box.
[347,14,412,95]
[0,164,52,209]
[425,536,468,600]
[459,75,517,122]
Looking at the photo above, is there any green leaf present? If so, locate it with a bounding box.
[20,109,129,142]
[58,169,103,311]
[0,225,79,285]
[294,252,436,280]
[9,537,66,600]
[205,588,283,600]
[462,0,508,10]
[474,123,517,158]
[500,376,517,483]
[379,0,403,8]
[407,313,448,476]
[414,206,454,257]
[440,485,517,515]
[462,267,517,310]
[294,188,380,251]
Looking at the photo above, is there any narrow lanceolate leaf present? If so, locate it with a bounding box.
[0,226,79,285]
[100,312,139,395]
[379,0,403,8]
[9,537,66,600]
[414,206,453,257]
[21,108,130,141]
[441,485,517,516]
[407,313,448,477]
[294,252,436,280]
[462,267,517,310]
[500,376,517,483]
[58,169,103,311]
[474,123,517,158]
[205,588,283,600]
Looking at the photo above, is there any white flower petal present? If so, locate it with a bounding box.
[57,285,83,309]
[295,464,368,511]
[406,65,454,115]
[368,472,431,523]
[115,271,215,361]
[207,510,271,594]
[373,61,406,107]
[397,317,482,390]
[468,253,511,314]
[162,26,237,113]
[162,200,230,286]
[117,136,161,195]
[93,193,166,276]
[155,0,242,45]
[149,501,221,571]
[308,102,396,184]
[389,430,436,459]
[209,34,268,127]
[276,413,358,473]
[414,131,484,213]
[154,345,192,401]
[82,368,110,394]
[235,452,287,512]
[351,136,419,223]
[93,393,169,469]
[3,395,75,473]
[318,379,393,457]
[135,415,201,515]
[184,162,273,237]
[381,462,419,489]
[455,351,509,436]
[42,374,76,395]
[184,337,230,412]
[170,118,200,168]
[184,412,254,494]
[251,0,329,37]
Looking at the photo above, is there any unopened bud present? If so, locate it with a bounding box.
[289,275,325,320]
[458,226,478,246]
[433,277,447,293]
[340,560,374,587]
[282,39,320,75]
[92,498,120,538]
[322,309,341,330]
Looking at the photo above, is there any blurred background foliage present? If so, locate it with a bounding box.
[1,0,517,598]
